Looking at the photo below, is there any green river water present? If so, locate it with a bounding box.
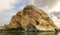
[0,31,59,35]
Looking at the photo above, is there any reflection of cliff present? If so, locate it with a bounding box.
[4,5,57,31]
[0,32,58,35]
[37,32,57,35]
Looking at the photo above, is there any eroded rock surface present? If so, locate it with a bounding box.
[4,5,57,31]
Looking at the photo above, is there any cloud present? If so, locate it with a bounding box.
[32,0,59,12]
[0,11,16,26]
[0,0,18,12]
[49,1,60,12]
[0,0,19,26]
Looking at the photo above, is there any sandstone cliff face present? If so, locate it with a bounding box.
[5,5,57,31]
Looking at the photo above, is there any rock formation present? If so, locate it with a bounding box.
[4,5,57,31]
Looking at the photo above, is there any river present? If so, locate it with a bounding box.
[0,31,59,35]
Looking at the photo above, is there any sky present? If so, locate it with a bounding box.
[0,0,60,27]
[0,0,30,26]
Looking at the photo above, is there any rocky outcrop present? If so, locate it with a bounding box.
[4,5,57,31]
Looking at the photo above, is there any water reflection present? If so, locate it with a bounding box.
[0,31,59,35]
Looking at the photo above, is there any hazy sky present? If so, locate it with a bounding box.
[0,0,60,26]
[32,0,60,12]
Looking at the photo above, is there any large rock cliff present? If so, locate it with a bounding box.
[4,5,57,31]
